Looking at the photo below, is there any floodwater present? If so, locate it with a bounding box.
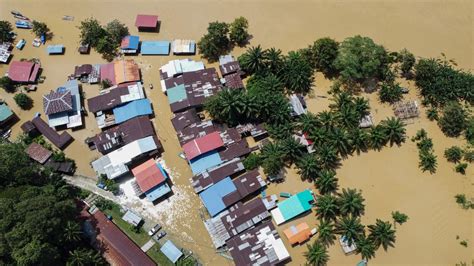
[0,0,472,265]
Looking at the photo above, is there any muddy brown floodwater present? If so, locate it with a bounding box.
[0,0,472,265]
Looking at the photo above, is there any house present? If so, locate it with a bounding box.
[74,64,100,84]
[159,59,205,81]
[204,198,270,248]
[226,220,290,266]
[91,136,159,179]
[223,73,244,89]
[87,82,145,113]
[122,210,143,227]
[100,60,140,85]
[172,39,196,54]
[271,189,315,225]
[135,15,159,32]
[283,222,313,245]
[44,160,75,175]
[200,170,266,217]
[182,131,224,160]
[113,98,153,124]
[191,158,245,193]
[170,109,200,132]
[81,207,155,266]
[235,123,268,141]
[46,45,64,55]
[27,116,73,149]
[120,36,139,54]
[25,142,52,164]
[219,54,241,76]
[140,41,170,55]
[132,159,171,202]
[160,240,183,264]
[43,80,83,128]
[0,42,12,63]
[90,116,159,155]
[189,151,223,175]
[289,94,307,116]
[177,120,216,146]
[0,102,16,129]
[7,60,40,83]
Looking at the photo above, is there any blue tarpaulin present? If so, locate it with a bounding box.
[141,41,170,55]
[199,177,236,217]
[113,99,152,124]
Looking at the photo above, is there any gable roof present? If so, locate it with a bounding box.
[101,60,140,85]
[43,90,73,115]
[26,143,52,164]
[141,41,170,55]
[135,14,158,28]
[160,240,183,264]
[0,103,14,122]
[182,131,223,160]
[200,177,237,217]
[8,61,40,83]
[87,82,145,113]
[121,36,140,50]
[272,189,314,225]
[132,159,167,193]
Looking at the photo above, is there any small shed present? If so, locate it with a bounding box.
[172,39,196,54]
[135,14,159,31]
[140,41,170,55]
[47,45,64,55]
[120,35,140,54]
[122,210,143,227]
[160,240,183,264]
[283,222,313,245]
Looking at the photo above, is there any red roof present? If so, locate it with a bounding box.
[132,159,166,193]
[26,143,52,164]
[135,15,158,28]
[8,61,40,83]
[182,131,224,160]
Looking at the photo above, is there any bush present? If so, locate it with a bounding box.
[379,81,403,103]
[0,76,15,93]
[398,49,416,77]
[463,150,474,163]
[52,151,66,162]
[444,146,463,163]
[243,153,261,170]
[426,107,439,121]
[306,37,339,78]
[197,21,230,61]
[95,198,113,210]
[392,211,409,225]
[455,163,468,175]
[437,101,467,137]
[229,17,249,46]
[14,93,33,110]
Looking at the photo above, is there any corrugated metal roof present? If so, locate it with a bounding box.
[167,84,187,104]
[46,45,64,54]
[189,151,222,175]
[160,240,183,263]
[135,14,158,28]
[182,131,224,160]
[120,36,139,50]
[132,159,167,193]
[200,177,236,217]
[141,41,170,55]
[113,99,152,124]
[0,103,13,122]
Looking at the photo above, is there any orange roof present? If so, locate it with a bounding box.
[283,222,312,245]
[114,60,140,85]
[131,159,166,193]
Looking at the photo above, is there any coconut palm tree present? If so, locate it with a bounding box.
[330,91,354,111]
[356,235,376,261]
[309,127,329,147]
[368,219,396,251]
[316,144,340,170]
[338,188,365,217]
[353,96,370,118]
[265,47,284,75]
[380,117,406,146]
[315,170,339,195]
[329,127,352,157]
[281,51,314,94]
[419,152,437,173]
[335,105,360,130]
[335,216,365,246]
[261,142,285,176]
[315,194,340,221]
[299,113,321,133]
[67,248,91,266]
[304,241,329,266]
[280,137,305,164]
[349,129,369,154]
[238,45,267,75]
[296,154,321,181]
[318,111,336,130]
[369,125,388,151]
[64,221,82,243]
[317,220,337,246]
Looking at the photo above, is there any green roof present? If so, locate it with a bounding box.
[278,189,314,220]
[0,103,13,122]
[167,84,187,104]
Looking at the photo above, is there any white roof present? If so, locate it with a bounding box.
[219,54,235,65]
[339,236,357,254]
[120,82,144,103]
[256,225,290,261]
[290,94,307,116]
[160,59,205,80]
[172,39,195,54]
[271,208,285,225]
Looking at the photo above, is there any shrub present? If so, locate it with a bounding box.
[426,107,439,121]
[197,21,230,61]
[379,81,403,103]
[391,211,408,225]
[243,153,261,170]
[14,93,33,110]
[444,146,463,163]
[455,163,468,175]
[438,101,467,137]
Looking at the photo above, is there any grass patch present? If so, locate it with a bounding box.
[102,204,149,245]
[146,245,174,266]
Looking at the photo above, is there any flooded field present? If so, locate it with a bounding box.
[0,0,472,265]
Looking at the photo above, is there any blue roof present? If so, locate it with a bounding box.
[0,103,13,122]
[141,41,170,55]
[47,45,64,54]
[167,84,187,104]
[113,99,153,124]
[122,35,140,50]
[200,177,236,216]
[160,240,183,263]
[145,183,171,202]
[189,151,222,175]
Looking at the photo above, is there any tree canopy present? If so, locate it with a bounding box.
[229,16,250,46]
[0,76,15,93]
[31,20,50,38]
[0,21,13,42]
[197,21,230,62]
[305,37,339,78]
[437,101,468,137]
[281,51,315,94]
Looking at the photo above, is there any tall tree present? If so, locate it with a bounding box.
[64,221,82,243]
[265,47,284,75]
[329,127,352,157]
[0,76,15,93]
[335,216,365,245]
[356,235,376,261]
[281,51,315,94]
[315,170,339,195]
[298,113,321,133]
[296,154,320,181]
[368,219,396,251]
[78,18,106,47]
[304,241,329,266]
[238,45,267,75]
[317,220,337,246]
[31,20,50,38]
[0,20,13,42]
[379,81,403,103]
[398,49,416,77]
[105,19,129,44]
[197,21,230,61]
[380,117,406,146]
[349,129,369,154]
[229,16,250,46]
[369,125,388,150]
[311,37,339,78]
[437,101,468,137]
[338,188,365,217]
[315,194,340,221]
[316,144,340,170]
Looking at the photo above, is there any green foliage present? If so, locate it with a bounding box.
[334,35,389,84]
[356,235,376,261]
[379,81,403,103]
[100,79,112,89]
[315,170,339,195]
[317,220,336,246]
[105,19,129,44]
[391,211,409,225]
[444,146,463,163]
[52,150,66,162]
[296,154,320,182]
[281,51,315,94]
[0,141,40,188]
[463,149,474,163]
[437,101,468,137]
[78,18,106,47]
[31,20,49,37]
[67,248,106,266]
[380,117,406,146]
[455,163,468,175]
[197,21,230,61]
[315,194,340,221]
[229,16,249,46]
[238,45,268,75]
[95,197,113,210]
[337,188,365,217]
[369,125,388,150]
[308,37,339,78]
[335,216,365,246]
[414,58,474,106]
[398,49,416,77]
[368,219,396,251]
[260,142,285,177]
[413,130,437,173]
[419,152,437,173]
[0,20,13,42]
[459,240,468,247]
[304,241,329,266]
[465,116,474,144]
[0,76,15,93]
[97,175,120,194]
[426,107,439,121]
[14,93,33,110]
[96,34,117,61]
[243,153,261,170]
[204,89,253,126]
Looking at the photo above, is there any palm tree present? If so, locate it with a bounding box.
[261,142,285,176]
[369,125,388,151]
[280,137,305,164]
[336,216,365,246]
[238,45,267,74]
[304,241,329,266]
[356,235,376,261]
[419,152,437,173]
[296,154,321,181]
[338,188,365,217]
[368,219,396,251]
[349,129,369,154]
[330,91,354,111]
[316,144,340,170]
[329,127,352,157]
[309,127,329,147]
[318,111,336,129]
[380,117,406,146]
[265,47,284,75]
[317,220,337,246]
[67,248,90,266]
[315,170,339,194]
[353,97,370,118]
[64,221,82,243]
[315,194,340,221]
[299,113,321,133]
[281,51,314,94]
[335,105,360,129]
